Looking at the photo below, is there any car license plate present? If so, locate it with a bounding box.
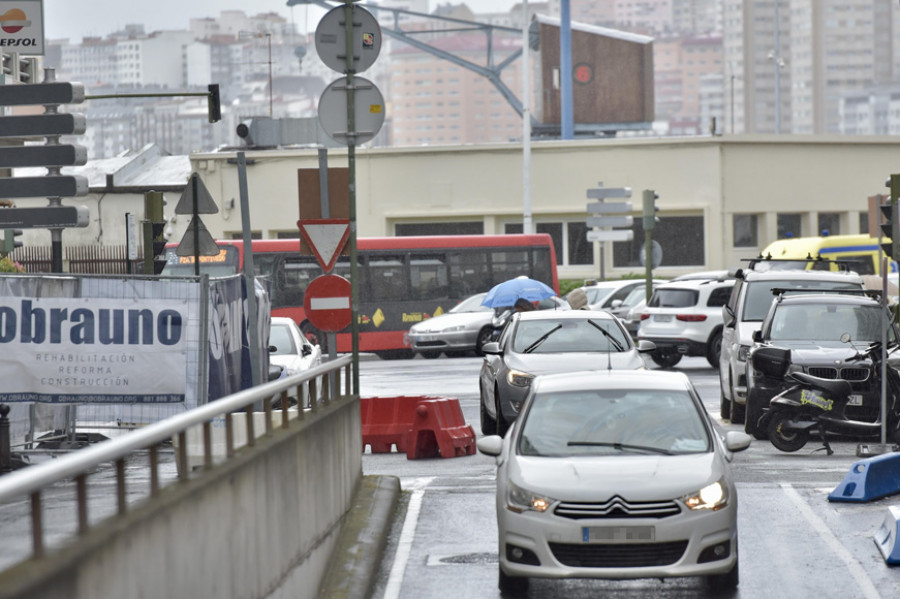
[848,394,863,406]
[583,526,655,543]
[654,315,672,323]
[416,335,435,342]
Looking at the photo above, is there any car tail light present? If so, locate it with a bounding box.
[676,314,707,322]
[640,313,651,320]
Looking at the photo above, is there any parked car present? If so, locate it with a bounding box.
[269,316,323,408]
[719,268,864,424]
[478,310,655,436]
[638,277,735,369]
[477,369,751,595]
[408,292,494,358]
[744,291,899,438]
[566,279,666,313]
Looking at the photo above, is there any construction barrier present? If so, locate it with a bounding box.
[874,505,900,565]
[360,396,476,459]
[828,452,900,503]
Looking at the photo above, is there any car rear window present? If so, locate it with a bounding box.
[743,280,861,321]
[649,288,698,308]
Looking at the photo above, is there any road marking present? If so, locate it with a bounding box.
[383,477,434,599]
[780,483,882,599]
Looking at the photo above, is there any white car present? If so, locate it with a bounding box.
[269,316,323,407]
[566,279,666,313]
[477,370,751,595]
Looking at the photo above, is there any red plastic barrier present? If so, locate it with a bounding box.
[360,396,439,454]
[360,395,476,459]
[406,398,476,459]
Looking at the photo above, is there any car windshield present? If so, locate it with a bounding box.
[518,388,710,457]
[449,293,492,313]
[768,303,891,342]
[511,318,630,353]
[743,281,860,321]
[269,324,297,355]
[582,287,615,305]
[620,287,647,308]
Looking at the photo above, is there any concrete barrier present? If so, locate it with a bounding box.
[874,505,900,565]
[828,452,900,503]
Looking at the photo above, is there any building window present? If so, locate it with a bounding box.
[505,221,590,266]
[818,212,840,236]
[613,215,705,267]
[733,214,758,248]
[777,213,802,239]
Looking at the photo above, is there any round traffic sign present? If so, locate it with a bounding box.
[304,274,352,332]
[315,5,382,74]
[318,76,385,145]
[640,239,663,268]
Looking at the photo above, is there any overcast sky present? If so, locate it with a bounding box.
[43,1,522,41]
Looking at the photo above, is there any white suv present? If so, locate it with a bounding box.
[718,268,864,424]
[637,277,735,369]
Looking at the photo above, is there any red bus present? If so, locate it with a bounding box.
[163,234,559,358]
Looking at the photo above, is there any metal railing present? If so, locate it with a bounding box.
[0,355,353,560]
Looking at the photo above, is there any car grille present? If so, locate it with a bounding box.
[549,540,688,568]
[554,496,681,520]
[414,340,447,348]
[806,367,870,382]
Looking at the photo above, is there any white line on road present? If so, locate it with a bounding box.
[780,483,882,599]
[382,477,435,599]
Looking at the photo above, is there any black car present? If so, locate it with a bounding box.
[744,291,899,439]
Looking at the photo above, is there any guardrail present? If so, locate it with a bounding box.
[0,355,353,561]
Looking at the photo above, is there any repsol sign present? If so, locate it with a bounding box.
[0,300,183,345]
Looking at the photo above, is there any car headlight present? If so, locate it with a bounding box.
[737,345,751,362]
[507,480,555,513]
[443,325,464,333]
[683,479,728,511]
[507,369,535,387]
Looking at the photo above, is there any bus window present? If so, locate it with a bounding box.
[450,251,490,296]
[368,255,407,301]
[491,249,533,282]
[410,253,449,300]
[280,257,318,308]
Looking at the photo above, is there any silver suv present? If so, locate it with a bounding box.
[718,268,864,424]
[638,277,735,369]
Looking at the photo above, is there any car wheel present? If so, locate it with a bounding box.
[476,326,493,355]
[495,386,511,437]
[706,555,739,592]
[731,398,746,424]
[767,411,809,452]
[480,382,497,436]
[706,330,723,369]
[650,350,682,368]
[420,350,441,359]
[719,374,732,420]
[498,566,528,596]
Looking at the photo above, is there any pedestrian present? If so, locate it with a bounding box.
[514,298,536,312]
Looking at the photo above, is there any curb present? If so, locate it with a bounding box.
[318,474,401,599]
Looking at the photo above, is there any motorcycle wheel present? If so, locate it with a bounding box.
[767,411,809,452]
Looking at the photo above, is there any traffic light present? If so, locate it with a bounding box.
[2,228,23,255]
[642,189,659,231]
[207,84,221,123]
[881,175,900,259]
[143,191,168,275]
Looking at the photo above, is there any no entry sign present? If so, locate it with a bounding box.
[304,274,352,332]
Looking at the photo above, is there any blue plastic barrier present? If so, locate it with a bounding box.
[828,452,900,503]
[873,506,900,565]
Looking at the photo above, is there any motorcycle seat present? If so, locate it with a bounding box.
[789,371,853,399]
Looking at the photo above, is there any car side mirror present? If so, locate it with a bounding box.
[268,345,278,353]
[302,344,312,356]
[481,341,501,355]
[636,339,657,353]
[722,304,735,327]
[752,330,763,343]
[610,299,623,309]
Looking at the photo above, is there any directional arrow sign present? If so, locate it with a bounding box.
[298,218,351,272]
[0,205,89,228]
[0,82,85,106]
[587,186,631,199]
[586,215,633,228]
[0,144,87,168]
[587,201,632,214]
[0,113,87,138]
[0,175,88,199]
[587,230,634,242]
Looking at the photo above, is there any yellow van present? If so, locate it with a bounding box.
[758,234,897,276]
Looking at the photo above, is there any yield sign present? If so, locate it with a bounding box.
[298,218,350,272]
[175,173,219,215]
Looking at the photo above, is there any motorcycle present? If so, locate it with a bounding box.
[753,334,900,455]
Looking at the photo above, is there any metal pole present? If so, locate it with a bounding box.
[44,67,63,273]
[1,404,11,474]
[317,148,338,390]
[344,0,360,394]
[267,33,273,118]
[237,152,261,388]
[559,0,573,140]
[522,0,532,234]
[881,256,888,446]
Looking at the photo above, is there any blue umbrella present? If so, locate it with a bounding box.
[481,276,556,308]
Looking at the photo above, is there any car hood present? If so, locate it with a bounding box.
[510,453,723,502]
[762,341,862,364]
[411,311,491,332]
[506,351,645,373]
[270,353,319,375]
